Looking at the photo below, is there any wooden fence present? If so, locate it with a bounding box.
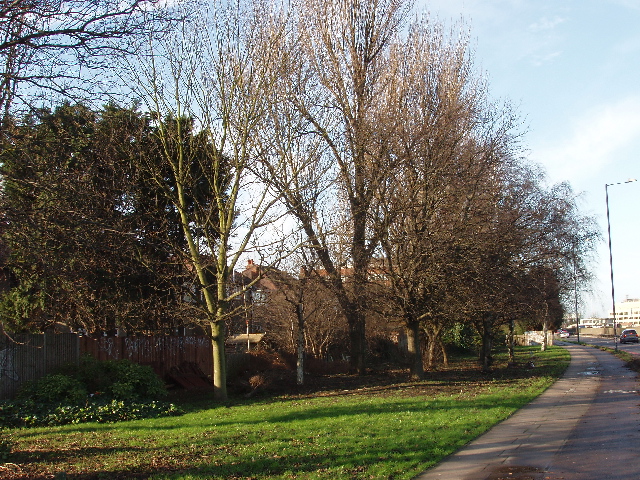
[1,333,80,400]
[0,333,247,400]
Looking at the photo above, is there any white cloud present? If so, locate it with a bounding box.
[611,0,640,11]
[528,16,566,32]
[531,50,562,66]
[531,96,640,183]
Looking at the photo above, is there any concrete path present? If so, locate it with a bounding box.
[413,343,640,480]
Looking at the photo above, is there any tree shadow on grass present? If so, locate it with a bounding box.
[11,445,147,465]
[9,446,433,480]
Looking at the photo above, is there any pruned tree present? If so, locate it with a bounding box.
[373,15,524,375]
[257,0,414,374]
[126,0,287,400]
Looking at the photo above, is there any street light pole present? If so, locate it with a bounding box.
[605,179,637,351]
[574,249,580,343]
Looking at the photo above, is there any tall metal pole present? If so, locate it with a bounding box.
[605,184,617,350]
[605,179,637,351]
[574,248,580,343]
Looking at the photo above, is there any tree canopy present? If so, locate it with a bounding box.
[0,103,222,333]
[0,0,600,389]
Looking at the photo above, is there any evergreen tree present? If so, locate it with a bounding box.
[0,103,204,333]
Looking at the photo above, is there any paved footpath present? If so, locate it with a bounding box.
[413,343,640,480]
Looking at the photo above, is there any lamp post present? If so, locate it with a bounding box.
[605,178,637,351]
[573,248,580,343]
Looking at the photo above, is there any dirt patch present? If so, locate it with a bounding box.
[485,465,546,480]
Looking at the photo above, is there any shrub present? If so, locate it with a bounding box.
[0,431,12,463]
[58,356,166,402]
[16,374,87,405]
[105,360,166,401]
[443,322,480,352]
[1,357,178,428]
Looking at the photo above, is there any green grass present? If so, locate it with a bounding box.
[4,346,569,480]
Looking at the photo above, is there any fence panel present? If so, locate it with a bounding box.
[79,335,214,381]
[0,333,80,400]
[1,334,249,400]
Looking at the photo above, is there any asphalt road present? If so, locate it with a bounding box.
[414,342,640,480]
[574,333,640,355]
[542,343,640,480]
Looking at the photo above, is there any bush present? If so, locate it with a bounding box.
[0,431,12,463]
[58,356,166,402]
[1,357,179,428]
[106,360,166,401]
[443,322,480,352]
[16,374,87,405]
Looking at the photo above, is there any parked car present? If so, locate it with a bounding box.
[619,329,639,344]
[556,329,571,338]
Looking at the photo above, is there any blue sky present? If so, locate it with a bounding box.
[419,0,640,317]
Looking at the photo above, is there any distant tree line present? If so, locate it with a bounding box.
[0,0,599,399]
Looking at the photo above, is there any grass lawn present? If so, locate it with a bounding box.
[2,346,569,480]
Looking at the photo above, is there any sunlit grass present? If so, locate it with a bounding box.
[7,346,569,479]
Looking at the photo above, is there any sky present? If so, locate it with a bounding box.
[419,0,640,318]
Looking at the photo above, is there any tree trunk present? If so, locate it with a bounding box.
[296,303,305,386]
[439,340,448,367]
[406,318,424,379]
[350,208,369,375]
[210,264,229,401]
[423,323,444,370]
[348,312,366,374]
[507,319,515,363]
[210,318,227,401]
[480,315,494,372]
[426,337,437,370]
[541,300,549,352]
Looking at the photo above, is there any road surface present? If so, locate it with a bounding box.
[414,342,640,480]
[576,333,640,355]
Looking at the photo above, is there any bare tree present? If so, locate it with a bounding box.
[458,164,599,365]
[125,1,286,401]
[511,181,600,351]
[0,0,176,117]
[256,0,413,374]
[257,251,347,385]
[373,16,524,375]
[377,22,598,367]
[255,0,598,375]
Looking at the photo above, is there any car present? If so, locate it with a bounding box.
[556,329,571,338]
[619,329,639,344]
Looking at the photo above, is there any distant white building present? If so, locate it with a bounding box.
[579,318,606,328]
[563,314,605,328]
[609,298,640,325]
